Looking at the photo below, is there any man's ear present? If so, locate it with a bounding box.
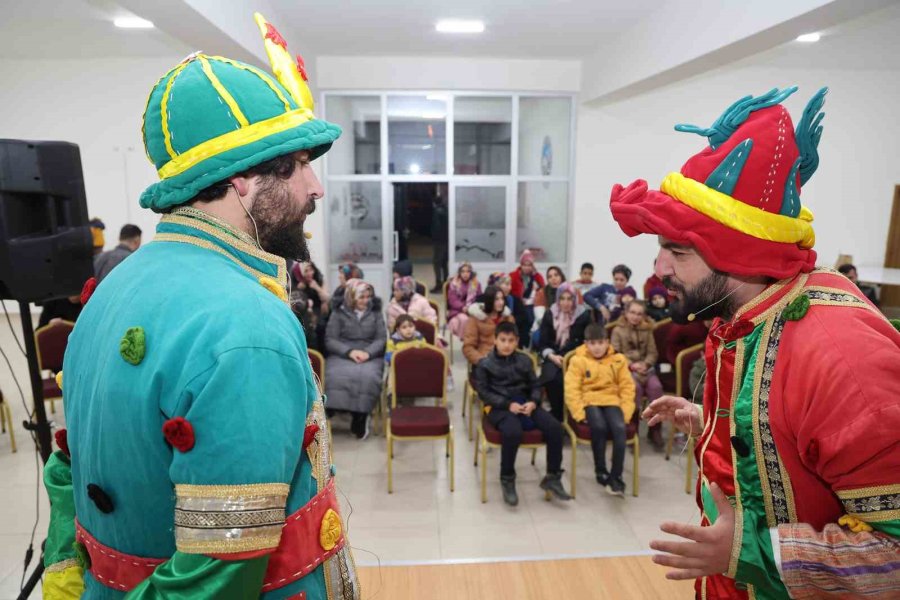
[228,173,253,197]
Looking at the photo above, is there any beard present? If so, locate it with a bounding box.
[250,176,314,261]
[663,270,732,324]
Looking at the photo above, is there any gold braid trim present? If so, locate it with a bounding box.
[45,558,80,574]
[175,482,289,499]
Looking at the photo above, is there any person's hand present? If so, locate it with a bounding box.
[634,361,648,374]
[599,306,611,322]
[650,482,734,579]
[522,401,537,416]
[643,395,702,436]
[508,403,523,415]
[357,350,370,362]
[550,354,563,368]
[349,350,367,363]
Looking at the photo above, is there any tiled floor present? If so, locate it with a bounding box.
[0,294,700,599]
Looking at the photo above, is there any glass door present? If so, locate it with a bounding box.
[450,183,512,279]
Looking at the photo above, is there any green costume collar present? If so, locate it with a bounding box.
[154,206,288,285]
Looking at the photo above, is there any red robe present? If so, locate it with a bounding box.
[694,269,900,599]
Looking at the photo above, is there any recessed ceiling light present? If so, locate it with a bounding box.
[114,17,154,29]
[436,20,484,34]
[796,32,820,43]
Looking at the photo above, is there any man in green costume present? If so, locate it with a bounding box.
[42,13,360,600]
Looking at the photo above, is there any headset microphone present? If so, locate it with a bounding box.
[686,282,747,322]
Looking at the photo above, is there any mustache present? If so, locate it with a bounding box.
[305,197,317,216]
[662,276,684,292]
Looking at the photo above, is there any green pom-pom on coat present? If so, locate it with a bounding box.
[120,327,146,365]
[783,294,810,321]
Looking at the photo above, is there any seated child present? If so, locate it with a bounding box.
[472,322,572,507]
[610,300,665,451]
[385,315,426,364]
[572,262,597,295]
[646,286,671,322]
[565,323,635,496]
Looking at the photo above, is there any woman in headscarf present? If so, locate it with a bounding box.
[330,263,364,313]
[387,275,436,330]
[533,266,582,340]
[324,279,386,439]
[536,282,591,421]
[446,262,482,339]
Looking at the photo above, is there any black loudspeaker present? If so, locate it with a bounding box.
[0,139,93,302]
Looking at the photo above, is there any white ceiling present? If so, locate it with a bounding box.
[0,0,191,59]
[268,0,661,59]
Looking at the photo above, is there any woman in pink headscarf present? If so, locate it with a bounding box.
[535,282,591,421]
[446,262,482,339]
[387,275,437,330]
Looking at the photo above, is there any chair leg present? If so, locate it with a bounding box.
[5,404,15,453]
[387,426,393,494]
[473,427,479,466]
[461,380,467,418]
[570,435,578,499]
[530,447,537,466]
[450,335,454,365]
[633,438,640,497]
[0,401,5,433]
[480,435,488,503]
[50,397,56,414]
[685,437,694,495]
[467,396,475,442]
[449,430,455,492]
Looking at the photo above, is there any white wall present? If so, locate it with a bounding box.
[571,63,900,290]
[0,56,333,275]
[0,57,183,247]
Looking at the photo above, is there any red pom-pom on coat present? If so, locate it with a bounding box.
[302,424,319,451]
[80,277,97,305]
[55,428,70,457]
[162,417,195,452]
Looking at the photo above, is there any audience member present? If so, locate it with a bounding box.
[838,263,880,307]
[646,286,671,322]
[385,314,427,364]
[643,259,665,299]
[462,286,514,366]
[289,261,330,351]
[446,262,482,339]
[393,259,427,296]
[584,264,638,324]
[488,272,529,348]
[94,224,142,283]
[535,282,591,421]
[331,263,364,312]
[509,249,545,343]
[572,262,597,295]
[534,266,581,324]
[473,322,572,506]
[37,296,82,328]
[564,323,635,496]
[324,279,385,439]
[611,300,664,451]
[431,196,449,293]
[387,275,437,330]
[89,217,106,255]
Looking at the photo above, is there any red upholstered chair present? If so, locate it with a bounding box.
[473,351,575,502]
[561,351,639,498]
[1,391,16,453]
[386,345,453,493]
[307,349,325,392]
[35,320,74,414]
[665,342,705,494]
[413,319,437,346]
[652,318,675,393]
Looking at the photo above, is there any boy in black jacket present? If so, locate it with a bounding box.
[473,322,572,506]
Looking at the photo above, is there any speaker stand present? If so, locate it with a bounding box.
[16,300,54,598]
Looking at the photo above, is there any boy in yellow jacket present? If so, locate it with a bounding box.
[564,323,636,496]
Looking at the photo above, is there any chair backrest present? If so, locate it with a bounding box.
[307,349,325,391]
[517,349,538,373]
[413,319,437,345]
[415,280,429,298]
[652,318,673,367]
[391,345,447,406]
[35,320,75,373]
[428,299,441,325]
[675,343,705,401]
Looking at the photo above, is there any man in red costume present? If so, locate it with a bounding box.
[613,87,900,599]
